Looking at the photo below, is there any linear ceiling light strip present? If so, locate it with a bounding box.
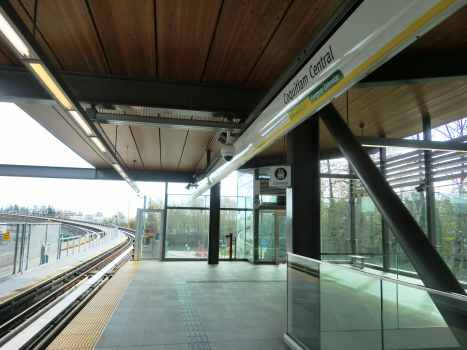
[0,2,139,193]
[192,0,465,198]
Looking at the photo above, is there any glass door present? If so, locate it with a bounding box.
[276,211,286,263]
[259,211,276,261]
[135,209,164,260]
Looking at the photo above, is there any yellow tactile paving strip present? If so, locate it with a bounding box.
[46,261,140,350]
[0,237,127,305]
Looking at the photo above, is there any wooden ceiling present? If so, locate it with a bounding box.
[0,0,343,85]
[1,1,467,172]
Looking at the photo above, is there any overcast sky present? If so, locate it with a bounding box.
[0,102,237,218]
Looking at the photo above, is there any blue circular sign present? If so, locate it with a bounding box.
[275,167,287,180]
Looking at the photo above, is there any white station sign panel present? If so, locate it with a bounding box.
[270,166,291,188]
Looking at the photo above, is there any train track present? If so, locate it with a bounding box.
[0,225,135,346]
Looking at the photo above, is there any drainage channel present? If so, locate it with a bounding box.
[176,283,212,350]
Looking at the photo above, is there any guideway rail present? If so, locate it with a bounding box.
[0,228,134,347]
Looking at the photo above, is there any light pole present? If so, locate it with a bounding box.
[138,195,147,209]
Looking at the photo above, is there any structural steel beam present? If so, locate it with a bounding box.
[357,136,467,153]
[355,52,467,89]
[0,66,267,117]
[93,112,244,132]
[320,103,467,347]
[286,117,321,260]
[0,164,194,183]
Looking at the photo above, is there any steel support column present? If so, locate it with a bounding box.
[161,182,169,260]
[380,146,390,270]
[208,183,221,264]
[319,103,467,346]
[286,117,321,259]
[423,117,437,247]
[348,163,356,254]
[253,169,260,262]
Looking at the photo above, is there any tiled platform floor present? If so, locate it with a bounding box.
[94,261,288,350]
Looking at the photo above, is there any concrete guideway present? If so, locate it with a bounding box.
[0,244,134,350]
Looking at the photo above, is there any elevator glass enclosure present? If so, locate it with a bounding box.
[135,209,164,260]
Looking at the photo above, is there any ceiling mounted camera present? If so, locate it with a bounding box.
[221,131,236,162]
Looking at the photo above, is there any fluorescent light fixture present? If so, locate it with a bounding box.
[28,63,73,110]
[69,111,93,135]
[113,164,123,172]
[90,137,107,153]
[0,12,30,58]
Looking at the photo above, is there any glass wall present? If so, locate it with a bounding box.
[434,184,467,282]
[165,183,209,259]
[165,209,209,258]
[237,170,254,260]
[219,210,238,258]
[321,197,349,254]
[355,196,382,254]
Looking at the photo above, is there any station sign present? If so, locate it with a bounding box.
[3,231,10,241]
[270,166,291,188]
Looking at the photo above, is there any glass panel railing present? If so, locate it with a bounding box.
[0,224,21,278]
[287,253,467,350]
[321,253,467,288]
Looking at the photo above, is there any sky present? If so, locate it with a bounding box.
[0,102,237,218]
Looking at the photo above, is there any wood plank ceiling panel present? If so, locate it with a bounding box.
[0,38,21,65]
[88,0,157,78]
[0,46,13,65]
[160,128,188,172]
[193,132,222,172]
[256,136,286,157]
[403,5,467,54]
[202,0,292,85]
[100,125,144,170]
[15,104,110,168]
[246,0,343,87]
[156,0,222,81]
[18,0,109,73]
[178,130,216,172]
[131,126,161,171]
[7,0,62,68]
[319,81,467,150]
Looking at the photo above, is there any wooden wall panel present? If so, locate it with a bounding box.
[178,130,216,172]
[131,126,161,171]
[404,5,467,54]
[246,0,342,87]
[101,125,144,170]
[160,128,188,172]
[156,0,222,81]
[16,104,110,168]
[8,0,62,68]
[88,0,157,78]
[19,0,109,73]
[202,0,291,85]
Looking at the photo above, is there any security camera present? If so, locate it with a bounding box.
[415,182,427,193]
[221,131,236,162]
